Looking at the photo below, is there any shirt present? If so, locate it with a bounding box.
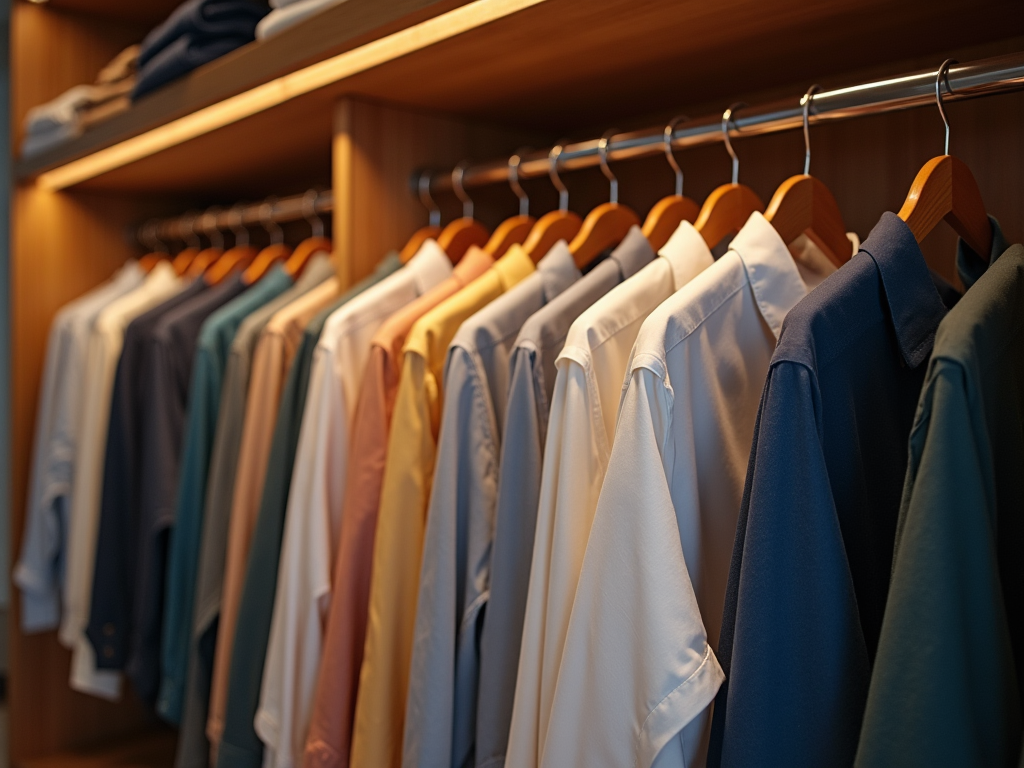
[304,246,494,768]
[63,263,185,699]
[403,243,580,768]
[505,221,714,768]
[545,218,850,768]
[257,244,450,768]
[218,255,401,768]
[708,213,993,768]
[856,237,1022,768]
[350,245,534,768]
[177,254,335,768]
[476,227,654,768]
[16,260,143,633]
[159,266,293,724]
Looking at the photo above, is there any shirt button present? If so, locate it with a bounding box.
[102,646,115,659]
[103,623,116,636]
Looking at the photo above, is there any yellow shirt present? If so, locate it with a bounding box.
[350,245,534,768]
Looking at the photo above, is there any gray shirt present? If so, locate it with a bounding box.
[474,226,654,768]
[175,254,335,768]
[403,243,580,768]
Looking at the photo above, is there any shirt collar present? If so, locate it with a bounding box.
[728,211,813,339]
[956,214,1008,290]
[859,212,947,368]
[404,238,454,295]
[535,240,581,302]
[609,225,655,281]
[453,245,495,286]
[491,243,535,290]
[658,219,714,289]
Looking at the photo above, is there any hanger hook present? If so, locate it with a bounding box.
[663,115,688,197]
[229,205,249,248]
[598,129,619,204]
[722,102,746,185]
[302,189,325,239]
[508,151,529,217]
[936,58,957,156]
[452,161,473,220]
[548,143,569,212]
[139,219,163,252]
[203,207,224,250]
[417,171,441,228]
[182,212,201,250]
[260,198,284,245]
[800,85,821,176]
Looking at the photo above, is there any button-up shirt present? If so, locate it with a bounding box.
[709,213,984,768]
[476,227,654,768]
[303,246,494,768]
[256,243,451,768]
[546,217,850,768]
[403,243,580,768]
[856,230,1021,768]
[351,245,534,768]
[505,222,713,768]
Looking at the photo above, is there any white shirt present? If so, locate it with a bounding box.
[255,241,452,768]
[61,262,185,699]
[15,262,143,633]
[505,222,714,768]
[543,214,852,768]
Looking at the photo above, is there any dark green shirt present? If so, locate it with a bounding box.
[856,242,1024,768]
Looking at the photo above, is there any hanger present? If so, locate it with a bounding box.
[284,189,332,277]
[694,103,765,249]
[522,143,583,261]
[171,213,201,275]
[483,152,535,259]
[137,220,168,274]
[642,117,700,251]
[898,59,992,258]
[205,205,257,285]
[186,208,225,279]
[398,173,443,264]
[568,130,641,268]
[243,199,292,285]
[764,86,852,267]
[436,162,490,263]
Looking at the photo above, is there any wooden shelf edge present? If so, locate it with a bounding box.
[16,727,178,768]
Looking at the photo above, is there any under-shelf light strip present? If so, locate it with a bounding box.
[36,0,549,191]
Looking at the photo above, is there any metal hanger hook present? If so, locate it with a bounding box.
[140,219,166,253]
[260,198,284,245]
[182,212,201,250]
[663,115,688,197]
[800,85,821,176]
[936,58,957,155]
[452,161,473,220]
[722,102,746,185]
[548,143,569,212]
[417,172,441,228]
[508,151,529,217]
[302,189,325,239]
[598,129,619,204]
[229,205,249,248]
[203,208,224,250]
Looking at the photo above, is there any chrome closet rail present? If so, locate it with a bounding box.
[421,52,1024,194]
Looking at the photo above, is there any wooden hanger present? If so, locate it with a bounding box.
[898,60,992,258]
[764,87,851,267]
[437,163,490,263]
[205,208,256,285]
[522,144,582,261]
[242,201,291,284]
[643,118,700,252]
[569,131,641,269]
[170,214,202,275]
[695,104,764,249]
[284,191,332,276]
[398,173,443,264]
[484,153,536,259]
[137,220,169,273]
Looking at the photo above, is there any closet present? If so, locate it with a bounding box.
[8,0,1024,765]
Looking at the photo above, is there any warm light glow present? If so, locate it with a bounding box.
[37,0,548,191]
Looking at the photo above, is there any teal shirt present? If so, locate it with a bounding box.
[218,254,402,768]
[857,238,1024,767]
[158,266,295,724]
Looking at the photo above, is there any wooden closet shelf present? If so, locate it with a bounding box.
[17,727,177,768]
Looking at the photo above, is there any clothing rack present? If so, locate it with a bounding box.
[420,52,1024,194]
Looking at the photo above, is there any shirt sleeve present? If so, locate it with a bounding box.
[542,366,723,768]
[710,361,870,768]
[856,362,1020,768]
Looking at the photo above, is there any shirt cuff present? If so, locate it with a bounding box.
[13,563,60,633]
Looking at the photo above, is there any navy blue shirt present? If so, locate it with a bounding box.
[709,213,1006,768]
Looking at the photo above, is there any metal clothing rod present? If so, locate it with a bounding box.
[422,52,1024,194]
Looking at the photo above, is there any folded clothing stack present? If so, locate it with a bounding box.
[255,0,349,40]
[133,0,269,100]
[21,45,139,158]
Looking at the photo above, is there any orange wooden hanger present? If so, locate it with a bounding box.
[569,131,641,269]
[243,201,292,285]
[285,190,332,276]
[484,153,535,259]
[186,209,225,279]
[436,162,489,263]
[643,117,700,252]
[522,143,582,261]
[137,220,170,274]
[398,173,444,265]
[898,60,992,258]
[695,104,765,250]
[205,207,257,285]
[765,87,852,268]
[171,213,203,275]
